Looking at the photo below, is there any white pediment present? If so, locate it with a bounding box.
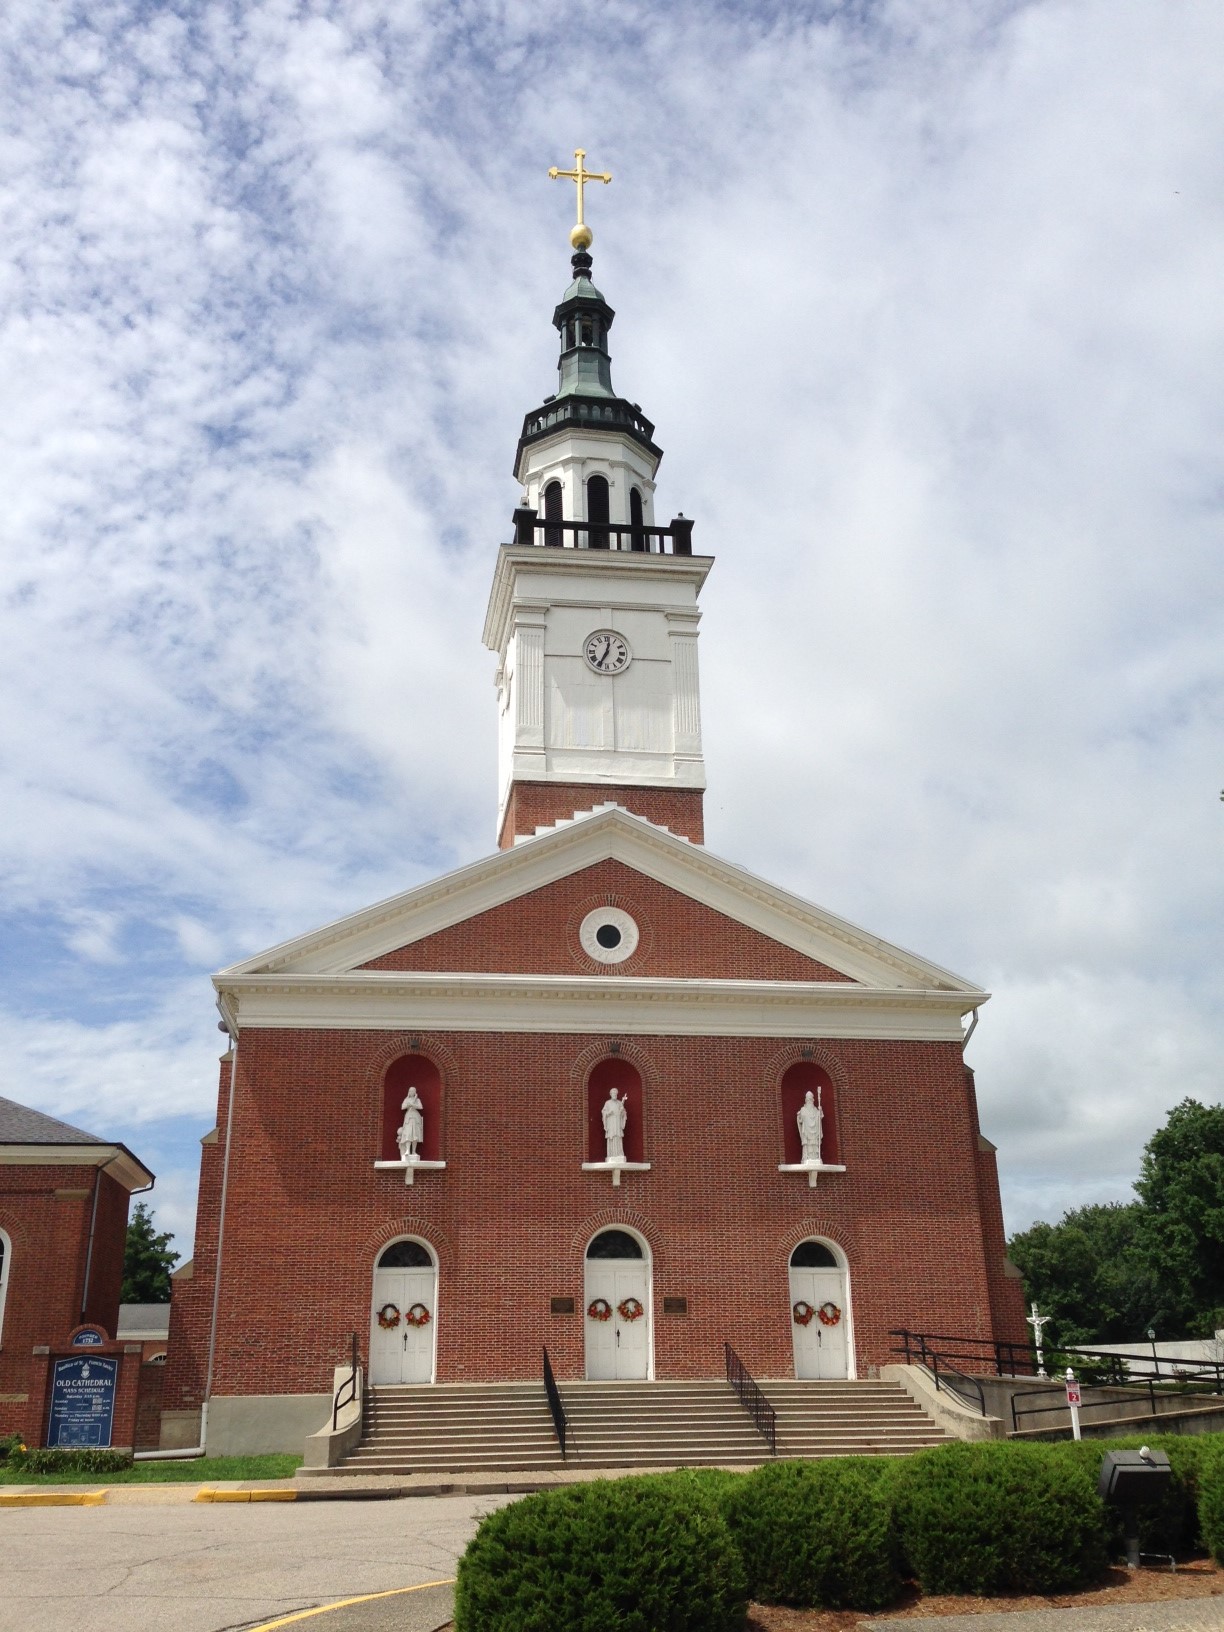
[215,805,985,999]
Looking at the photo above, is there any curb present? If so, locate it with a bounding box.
[195,1488,299,1502]
[0,1490,109,1507]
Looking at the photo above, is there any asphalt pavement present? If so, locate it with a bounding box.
[0,1492,509,1632]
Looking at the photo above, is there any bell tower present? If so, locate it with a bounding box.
[483,152,712,850]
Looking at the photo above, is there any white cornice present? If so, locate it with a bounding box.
[0,1144,154,1191]
[215,806,983,996]
[483,546,714,654]
[215,972,986,1042]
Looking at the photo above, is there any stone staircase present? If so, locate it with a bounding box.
[335,1377,949,1475]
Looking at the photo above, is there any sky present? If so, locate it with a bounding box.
[1,0,1221,1267]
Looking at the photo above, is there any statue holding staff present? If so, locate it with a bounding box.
[601,1087,628,1164]
[796,1087,824,1165]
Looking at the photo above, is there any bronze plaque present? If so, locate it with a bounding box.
[662,1296,688,1316]
[550,1296,576,1315]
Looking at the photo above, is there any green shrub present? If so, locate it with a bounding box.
[725,1458,901,1610]
[1199,1437,1224,1565]
[0,1433,25,1462]
[453,1475,748,1632]
[8,1447,133,1475]
[893,1441,1107,1595]
[1054,1433,1218,1559]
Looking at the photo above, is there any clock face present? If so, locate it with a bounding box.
[584,629,632,674]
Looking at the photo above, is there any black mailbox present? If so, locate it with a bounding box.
[1098,1446,1172,1506]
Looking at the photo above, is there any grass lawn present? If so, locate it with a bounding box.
[0,1454,302,1484]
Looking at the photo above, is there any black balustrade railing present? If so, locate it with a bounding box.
[542,1346,569,1458]
[724,1342,777,1456]
[331,1330,362,1432]
[511,507,694,556]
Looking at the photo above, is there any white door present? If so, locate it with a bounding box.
[584,1261,650,1380]
[789,1266,849,1379]
[370,1267,436,1385]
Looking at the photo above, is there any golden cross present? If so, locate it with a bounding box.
[548,148,611,248]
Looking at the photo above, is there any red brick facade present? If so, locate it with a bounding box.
[361,859,852,982]
[0,1166,132,1446]
[499,782,705,848]
[165,1021,1025,1409]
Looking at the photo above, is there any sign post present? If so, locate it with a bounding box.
[1065,1366,1082,1441]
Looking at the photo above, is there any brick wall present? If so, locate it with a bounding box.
[362,859,852,982]
[499,782,705,848]
[0,1164,131,1445]
[171,1026,1012,1399]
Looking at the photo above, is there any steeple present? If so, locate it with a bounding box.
[483,156,711,849]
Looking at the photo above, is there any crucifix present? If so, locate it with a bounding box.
[548,148,611,249]
[1027,1300,1051,1379]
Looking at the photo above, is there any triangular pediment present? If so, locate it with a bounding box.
[216,806,983,998]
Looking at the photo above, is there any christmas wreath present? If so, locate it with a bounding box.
[404,1302,432,1328]
[792,1300,815,1327]
[617,1296,645,1323]
[376,1303,400,1330]
[587,1297,613,1322]
[817,1301,842,1327]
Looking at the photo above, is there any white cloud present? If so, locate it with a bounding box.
[0,0,1221,1260]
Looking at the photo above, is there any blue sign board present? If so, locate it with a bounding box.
[46,1356,117,1448]
[71,1327,106,1347]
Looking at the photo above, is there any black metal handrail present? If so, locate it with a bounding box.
[892,1328,1224,1390]
[542,1346,568,1458]
[725,1342,777,1456]
[511,507,695,556]
[1010,1376,1224,1435]
[332,1331,361,1432]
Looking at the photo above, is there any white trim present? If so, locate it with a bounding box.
[0,1227,10,1349]
[215,971,982,1041]
[214,806,982,998]
[578,906,639,964]
[0,1145,153,1191]
[581,1160,651,1187]
[372,1159,446,1186]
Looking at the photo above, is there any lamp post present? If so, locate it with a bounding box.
[1147,1325,1158,1382]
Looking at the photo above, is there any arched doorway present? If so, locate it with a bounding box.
[788,1239,851,1379]
[370,1238,437,1385]
[584,1228,651,1380]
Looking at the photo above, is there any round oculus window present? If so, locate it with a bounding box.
[579,907,640,964]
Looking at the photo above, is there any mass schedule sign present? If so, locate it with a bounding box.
[46,1356,117,1448]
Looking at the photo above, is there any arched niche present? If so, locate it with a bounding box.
[586,1057,644,1164]
[780,1061,838,1165]
[380,1055,442,1162]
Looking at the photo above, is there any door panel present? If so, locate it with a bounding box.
[371,1267,436,1384]
[584,1261,649,1379]
[789,1267,849,1379]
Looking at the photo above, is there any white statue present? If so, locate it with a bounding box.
[601,1087,628,1164]
[796,1087,824,1165]
[397,1087,425,1163]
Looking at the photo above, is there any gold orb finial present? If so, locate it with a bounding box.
[549,148,611,250]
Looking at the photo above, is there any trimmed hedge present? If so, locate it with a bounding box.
[1199,1437,1224,1565]
[7,1447,134,1475]
[453,1475,748,1632]
[892,1441,1108,1595]
[725,1457,901,1610]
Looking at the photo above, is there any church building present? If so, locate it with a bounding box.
[162,161,1025,1457]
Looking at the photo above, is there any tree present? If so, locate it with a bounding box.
[1135,1097,1224,1336]
[121,1201,180,1303]
[1007,1098,1224,1345]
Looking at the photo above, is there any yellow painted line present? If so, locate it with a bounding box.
[194,1487,298,1503]
[0,1489,109,1507]
[246,1578,456,1630]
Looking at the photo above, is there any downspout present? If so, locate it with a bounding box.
[962,1006,980,1052]
[134,1009,238,1461]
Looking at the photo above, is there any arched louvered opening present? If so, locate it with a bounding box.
[629,487,646,551]
[586,474,610,549]
[543,479,563,548]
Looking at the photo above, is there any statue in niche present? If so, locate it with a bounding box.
[796,1087,824,1165]
[397,1086,425,1163]
[601,1087,628,1164]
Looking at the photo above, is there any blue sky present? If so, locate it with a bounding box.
[2,0,1221,1263]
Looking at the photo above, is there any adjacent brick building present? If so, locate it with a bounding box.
[0,1095,154,1448]
[163,229,1026,1456]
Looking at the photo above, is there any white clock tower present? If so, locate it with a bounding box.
[483,156,712,849]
